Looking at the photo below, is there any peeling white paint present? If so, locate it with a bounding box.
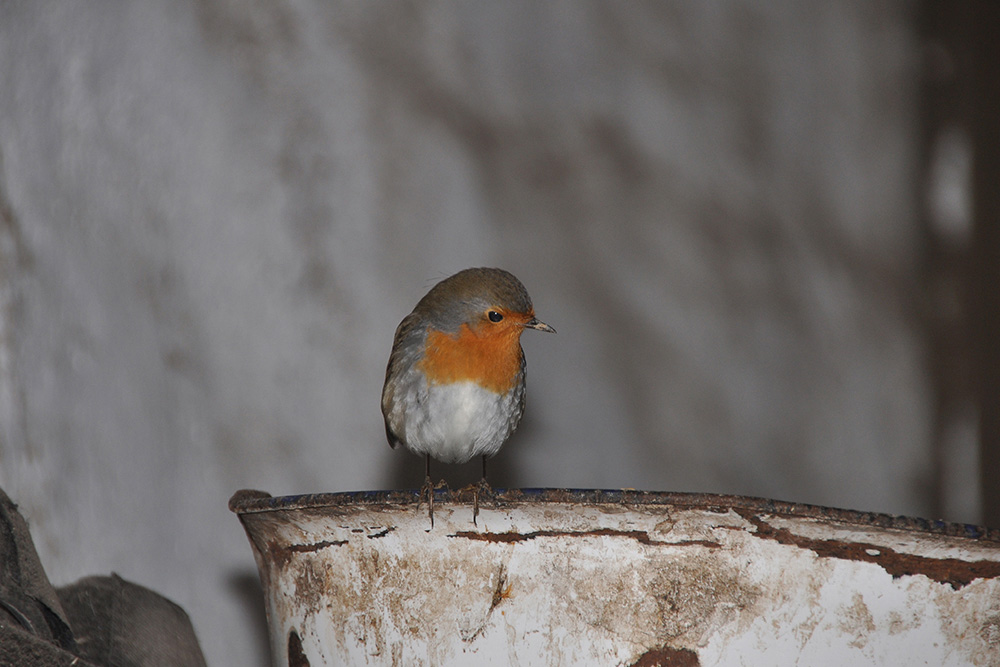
[233,491,1000,666]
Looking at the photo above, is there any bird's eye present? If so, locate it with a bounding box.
[488,310,503,323]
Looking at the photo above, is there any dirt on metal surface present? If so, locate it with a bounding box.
[231,488,1000,666]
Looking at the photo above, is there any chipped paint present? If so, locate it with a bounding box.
[734,508,1000,589]
[629,646,700,667]
[288,630,310,667]
[288,539,347,553]
[231,489,1000,666]
[450,527,721,548]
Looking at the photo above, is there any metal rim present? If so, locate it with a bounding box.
[228,487,1000,543]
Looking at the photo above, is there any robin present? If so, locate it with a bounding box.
[381,268,555,522]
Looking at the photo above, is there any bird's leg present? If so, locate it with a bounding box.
[420,453,435,528]
[418,455,451,528]
[472,454,494,525]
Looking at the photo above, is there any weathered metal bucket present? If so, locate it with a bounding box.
[230,488,1000,666]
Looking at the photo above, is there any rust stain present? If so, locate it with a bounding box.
[489,564,511,612]
[265,539,293,572]
[463,564,513,643]
[736,509,1000,590]
[288,539,348,553]
[629,646,700,667]
[451,527,720,548]
[288,629,310,667]
[266,537,348,571]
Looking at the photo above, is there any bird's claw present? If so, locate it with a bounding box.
[419,477,450,529]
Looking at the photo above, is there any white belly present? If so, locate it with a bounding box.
[399,381,522,464]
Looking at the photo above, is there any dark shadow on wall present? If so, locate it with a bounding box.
[920,0,1000,528]
[966,0,1000,528]
[227,570,273,667]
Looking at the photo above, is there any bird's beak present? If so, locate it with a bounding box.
[524,317,556,333]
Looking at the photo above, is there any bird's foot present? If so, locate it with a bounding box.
[418,476,450,529]
[468,478,493,526]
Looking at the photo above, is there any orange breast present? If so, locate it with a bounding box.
[417,324,523,394]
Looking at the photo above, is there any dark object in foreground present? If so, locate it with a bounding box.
[0,487,207,667]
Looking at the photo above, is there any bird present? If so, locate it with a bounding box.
[381,267,555,523]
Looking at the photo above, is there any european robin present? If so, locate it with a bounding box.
[381,268,555,515]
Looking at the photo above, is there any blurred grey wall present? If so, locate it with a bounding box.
[0,2,974,665]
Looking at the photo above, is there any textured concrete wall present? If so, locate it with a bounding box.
[0,2,945,665]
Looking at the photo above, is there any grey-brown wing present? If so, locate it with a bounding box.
[381,313,426,449]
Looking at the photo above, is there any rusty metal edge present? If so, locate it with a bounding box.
[227,488,1000,543]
